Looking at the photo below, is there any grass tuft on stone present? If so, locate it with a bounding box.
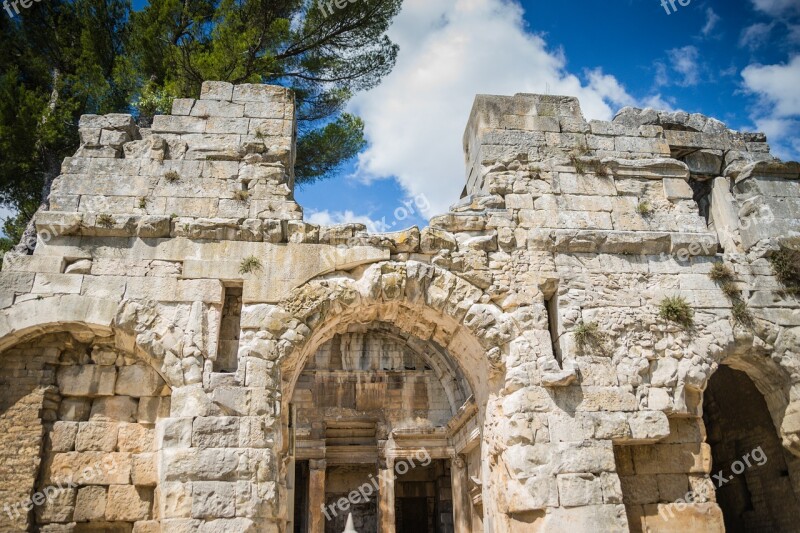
[731,300,754,327]
[96,213,114,228]
[239,256,263,275]
[636,200,653,217]
[164,170,180,183]
[233,190,250,202]
[658,296,694,328]
[573,321,603,348]
[138,197,148,209]
[769,246,800,294]
[708,262,735,284]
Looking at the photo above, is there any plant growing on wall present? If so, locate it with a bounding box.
[658,296,694,328]
[769,246,800,294]
[239,256,263,275]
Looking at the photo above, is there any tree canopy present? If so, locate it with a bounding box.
[0,0,402,252]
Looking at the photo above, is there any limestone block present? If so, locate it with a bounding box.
[137,397,171,424]
[59,398,92,421]
[627,411,670,442]
[75,422,119,451]
[46,452,132,485]
[533,504,628,531]
[171,386,223,418]
[161,449,239,482]
[554,441,617,474]
[50,421,79,452]
[191,100,244,118]
[161,482,193,519]
[201,81,234,101]
[557,473,603,507]
[118,424,154,453]
[33,273,83,294]
[151,115,207,134]
[663,178,694,200]
[193,417,240,448]
[619,474,658,504]
[172,99,195,115]
[132,453,157,487]
[132,521,161,533]
[206,117,250,134]
[641,503,724,532]
[57,366,117,397]
[633,443,712,475]
[90,396,138,422]
[81,275,127,300]
[156,418,193,449]
[117,364,169,397]
[191,482,236,519]
[74,486,107,521]
[35,487,76,523]
[106,485,153,522]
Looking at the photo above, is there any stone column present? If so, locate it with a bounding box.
[378,458,396,533]
[309,459,327,533]
[451,454,472,533]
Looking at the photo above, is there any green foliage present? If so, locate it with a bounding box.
[1,0,403,246]
[637,200,652,216]
[295,114,367,185]
[134,81,175,125]
[138,197,148,209]
[708,262,735,283]
[769,246,800,294]
[572,321,607,352]
[239,255,262,275]
[659,296,694,328]
[130,0,401,185]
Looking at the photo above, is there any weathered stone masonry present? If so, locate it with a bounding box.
[0,81,798,532]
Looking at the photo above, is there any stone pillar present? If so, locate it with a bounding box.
[451,455,472,533]
[378,458,396,533]
[309,459,327,533]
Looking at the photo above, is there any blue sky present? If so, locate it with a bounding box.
[300,0,800,231]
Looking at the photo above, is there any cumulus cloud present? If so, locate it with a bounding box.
[307,209,389,233]
[742,55,800,159]
[347,0,664,215]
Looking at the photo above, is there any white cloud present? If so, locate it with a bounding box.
[742,55,800,160]
[739,22,776,49]
[348,0,662,215]
[307,209,389,233]
[702,8,721,37]
[666,46,701,87]
[789,24,800,44]
[750,0,800,17]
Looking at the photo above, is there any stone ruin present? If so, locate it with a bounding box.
[0,81,799,532]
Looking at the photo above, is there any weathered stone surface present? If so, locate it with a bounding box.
[2,85,799,533]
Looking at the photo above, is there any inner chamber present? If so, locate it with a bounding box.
[288,322,479,532]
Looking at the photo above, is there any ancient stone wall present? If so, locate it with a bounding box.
[0,82,798,532]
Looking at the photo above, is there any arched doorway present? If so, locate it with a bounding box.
[289,322,475,533]
[703,365,800,532]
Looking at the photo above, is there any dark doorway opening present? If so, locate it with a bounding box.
[703,365,800,532]
[294,461,309,533]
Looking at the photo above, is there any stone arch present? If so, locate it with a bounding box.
[269,261,520,434]
[0,324,172,531]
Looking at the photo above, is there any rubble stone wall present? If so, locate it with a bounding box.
[0,83,798,532]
